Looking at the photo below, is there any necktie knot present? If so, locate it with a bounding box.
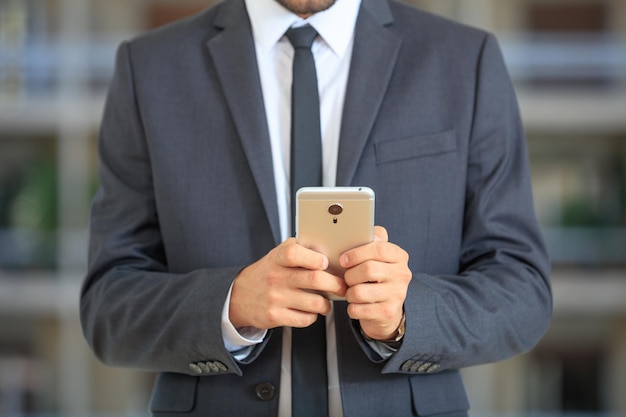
[286,24,318,50]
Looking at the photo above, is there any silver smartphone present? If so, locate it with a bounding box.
[296,187,375,299]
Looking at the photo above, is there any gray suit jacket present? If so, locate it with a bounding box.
[80,0,552,416]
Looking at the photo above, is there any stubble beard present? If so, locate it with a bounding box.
[275,0,337,16]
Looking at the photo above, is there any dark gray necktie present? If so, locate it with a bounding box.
[287,24,323,232]
[286,24,328,417]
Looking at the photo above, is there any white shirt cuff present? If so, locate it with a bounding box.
[365,338,397,360]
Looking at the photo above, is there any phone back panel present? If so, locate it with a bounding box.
[296,187,375,277]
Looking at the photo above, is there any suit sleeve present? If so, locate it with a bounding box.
[80,42,269,376]
[384,34,552,374]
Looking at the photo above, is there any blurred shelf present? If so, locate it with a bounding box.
[502,34,626,83]
[0,95,105,133]
[517,87,626,133]
[543,227,626,266]
[0,228,89,271]
[552,267,626,316]
[0,272,82,316]
[0,229,57,271]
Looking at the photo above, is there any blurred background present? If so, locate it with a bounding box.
[0,0,625,416]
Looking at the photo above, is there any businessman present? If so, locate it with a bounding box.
[80,0,553,416]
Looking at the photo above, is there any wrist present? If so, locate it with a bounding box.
[361,309,406,348]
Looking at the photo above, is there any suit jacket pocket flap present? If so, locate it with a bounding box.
[150,372,198,413]
[375,130,457,164]
[409,371,469,416]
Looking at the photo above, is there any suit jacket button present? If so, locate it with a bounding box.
[255,382,276,401]
[401,360,414,372]
[206,361,219,373]
[427,363,441,373]
[418,362,432,373]
[189,363,203,374]
[410,361,423,373]
[215,361,228,372]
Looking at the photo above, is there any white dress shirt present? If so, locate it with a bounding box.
[222,1,361,415]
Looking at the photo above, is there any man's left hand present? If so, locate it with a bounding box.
[340,226,412,341]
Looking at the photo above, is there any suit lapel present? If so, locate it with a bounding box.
[336,0,401,186]
[204,0,400,239]
[206,0,281,244]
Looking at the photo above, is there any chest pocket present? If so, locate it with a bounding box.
[375,130,457,165]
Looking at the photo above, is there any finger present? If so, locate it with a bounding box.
[286,310,324,329]
[340,240,407,270]
[290,298,332,319]
[346,292,404,322]
[346,300,388,322]
[343,259,385,287]
[344,262,411,302]
[289,269,348,299]
[339,226,387,269]
[265,300,324,329]
[284,287,333,317]
[275,239,329,271]
[344,280,387,304]
[346,275,409,305]
[344,261,407,299]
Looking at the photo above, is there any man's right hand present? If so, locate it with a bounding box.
[229,238,347,330]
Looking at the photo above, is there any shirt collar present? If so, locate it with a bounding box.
[244,0,362,58]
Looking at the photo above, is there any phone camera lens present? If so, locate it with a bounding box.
[328,203,343,216]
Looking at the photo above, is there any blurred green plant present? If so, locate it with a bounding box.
[10,158,58,231]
